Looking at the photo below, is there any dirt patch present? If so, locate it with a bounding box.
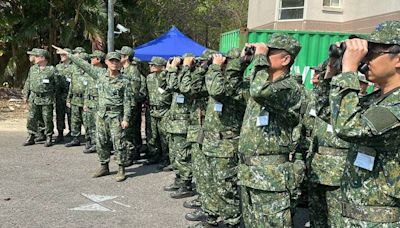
[0,87,26,131]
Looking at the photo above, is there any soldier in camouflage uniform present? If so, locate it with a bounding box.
[23,49,58,147]
[304,61,350,227]
[54,45,132,181]
[181,50,214,214]
[23,48,46,142]
[328,21,400,227]
[82,50,105,153]
[164,54,197,199]
[118,46,146,165]
[65,47,89,147]
[237,34,305,227]
[55,48,74,143]
[192,50,247,227]
[143,57,171,165]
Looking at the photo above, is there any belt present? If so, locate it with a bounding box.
[239,154,289,166]
[74,93,83,98]
[87,95,97,100]
[34,92,49,97]
[342,202,400,223]
[318,146,347,156]
[105,106,123,112]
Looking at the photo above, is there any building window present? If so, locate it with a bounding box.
[323,0,341,7]
[279,0,304,20]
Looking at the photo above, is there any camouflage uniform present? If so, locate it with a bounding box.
[23,49,58,145]
[237,34,304,228]
[82,50,105,152]
[201,55,247,226]
[68,52,132,166]
[330,21,400,227]
[305,76,349,227]
[66,48,89,145]
[55,48,73,139]
[145,57,171,164]
[118,47,146,163]
[166,53,196,196]
[181,51,212,206]
[24,48,45,139]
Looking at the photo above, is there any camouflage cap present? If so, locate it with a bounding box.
[182,53,195,58]
[117,46,134,56]
[64,48,72,54]
[105,52,121,61]
[367,21,400,45]
[90,50,105,58]
[358,73,369,84]
[149,56,167,66]
[79,53,90,61]
[27,48,40,55]
[200,49,217,59]
[132,57,141,64]
[266,33,302,58]
[227,48,241,59]
[73,47,86,54]
[34,49,50,58]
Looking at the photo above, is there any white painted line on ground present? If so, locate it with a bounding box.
[69,203,111,212]
[113,200,131,208]
[81,193,119,203]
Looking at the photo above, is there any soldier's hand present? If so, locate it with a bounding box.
[83,105,88,112]
[183,57,194,67]
[121,120,129,129]
[254,43,269,55]
[52,45,67,55]
[342,38,368,73]
[66,102,71,108]
[212,54,226,65]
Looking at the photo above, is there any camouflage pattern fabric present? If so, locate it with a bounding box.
[179,62,209,204]
[145,70,171,162]
[241,186,292,228]
[83,69,99,144]
[303,77,350,227]
[55,62,73,133]
[121,63,146,162]
[237,53,304,227]
[330,71,400,226]
[24,64,58,137]
[68,63,90,138]
[23,64,45,137]
[68,53,131,166]
[166,65,193,181]
[201,57,247,226]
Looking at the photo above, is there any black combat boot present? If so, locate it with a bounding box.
[83,145,96,154]
[65,137,80,147]
[54,131,64,144]
[170,185,196,199]
[44,136,53,147]
[163,180,181,192]
[185,208,207,222]
[183,197,201,209]
[23,134,35,146]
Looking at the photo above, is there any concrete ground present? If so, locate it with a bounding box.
[0,118,308,228]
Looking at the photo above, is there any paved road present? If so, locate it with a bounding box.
[0,119,308,228]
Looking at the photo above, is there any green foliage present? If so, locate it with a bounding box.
[0,0,248,87]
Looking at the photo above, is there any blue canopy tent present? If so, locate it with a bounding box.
[134,26,207,61]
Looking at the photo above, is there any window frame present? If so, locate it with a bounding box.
[277,0,305,21]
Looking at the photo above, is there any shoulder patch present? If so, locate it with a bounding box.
[363,106,400,135]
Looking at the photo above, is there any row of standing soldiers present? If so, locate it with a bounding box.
[23,20,400,228]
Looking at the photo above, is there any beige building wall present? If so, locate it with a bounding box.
[248,0,400,33]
